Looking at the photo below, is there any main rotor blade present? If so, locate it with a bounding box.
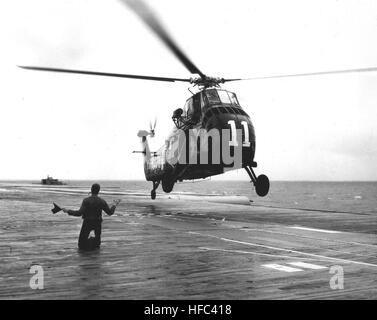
[240,67,377,81]
[18,66,191,83]
[121,0,205,78]
[223,78,242,82]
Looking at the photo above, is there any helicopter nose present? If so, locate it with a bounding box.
[203,110,256,165]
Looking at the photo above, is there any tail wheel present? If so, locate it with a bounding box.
[151,190,156,200]
[162,178,175,193]
[255,174,270,197]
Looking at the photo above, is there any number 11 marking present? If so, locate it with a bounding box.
[227,120,250,147]
[241,121,250,147]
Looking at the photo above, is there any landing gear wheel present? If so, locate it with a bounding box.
[151,190,156,200]
[255,174,270,197]
[162,178,175,193]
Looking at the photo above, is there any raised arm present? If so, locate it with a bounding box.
[102,199,120,216]
[63,199,87,217]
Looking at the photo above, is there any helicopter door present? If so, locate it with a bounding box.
[192,94,201,122]
[186,94,201,123]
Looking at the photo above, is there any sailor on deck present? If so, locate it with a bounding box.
[62,183,120,251]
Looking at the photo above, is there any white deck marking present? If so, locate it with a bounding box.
[288,262,327,270]
[241,228,377,248]
[263,264,303,273]
[199,247,319,260]
[289,226,341,234]
[188,231,377,268]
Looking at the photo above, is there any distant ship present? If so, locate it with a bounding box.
[41,175,65,185]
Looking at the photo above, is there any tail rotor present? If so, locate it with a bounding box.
[137,118,157,138]
[149,118,157,137]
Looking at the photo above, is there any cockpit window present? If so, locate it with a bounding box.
[228,92,240,106]
[201,92,208,108]
[184,98,194,117]
[204,89,240,106]
[205,89,220,104]
[183,94,201,123]
[217,90,231,104]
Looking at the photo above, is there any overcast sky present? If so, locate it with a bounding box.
[1,0,377,180]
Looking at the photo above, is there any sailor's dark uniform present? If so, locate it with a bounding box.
[68,195,116,250]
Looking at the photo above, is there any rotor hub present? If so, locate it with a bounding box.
[190,76,225,88]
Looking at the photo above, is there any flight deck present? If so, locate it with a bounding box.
[1,184,377,299]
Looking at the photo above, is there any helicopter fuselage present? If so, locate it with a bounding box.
[141,88,257,191]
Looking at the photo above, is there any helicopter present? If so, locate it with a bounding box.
[19,0,377,200]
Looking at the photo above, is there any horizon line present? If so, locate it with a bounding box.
[1,179,377,183]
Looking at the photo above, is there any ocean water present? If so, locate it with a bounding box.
[3,180,376,215]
